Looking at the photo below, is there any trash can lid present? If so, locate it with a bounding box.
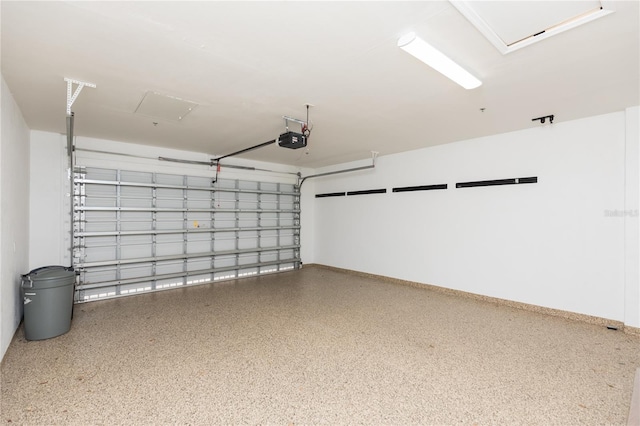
[22,266,75,287]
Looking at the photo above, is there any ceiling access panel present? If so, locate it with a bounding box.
[452,0,615,54]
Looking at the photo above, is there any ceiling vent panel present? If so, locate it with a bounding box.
[451,0,615,54]
[134,91,198,122]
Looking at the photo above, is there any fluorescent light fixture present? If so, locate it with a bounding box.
[397,32,482,90]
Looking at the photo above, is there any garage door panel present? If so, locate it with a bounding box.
[238,253,258,266]
[214,238,236,252]
[186,211,211,223]
[187,258,211,272]
[279,233,295,246]
[187,199,212,210]
[238,213,258,228]
[84,184,117,206]
[260,235,278,248]
[119,212,154,231]
[280,219,295,227]
[156,261,184,275]
[83,287,118,301]
[260,212,278,227]
[187,175,211,187]
[187,240,211,254]
[156,173,184,186]
[186,274,213,285]
[120,263,154,280]
[82,245,117,263]
[83,212,117,232]
[121,243,153,260]
[187,232,212,242]
[120,186,153,208]
[156,241,183,257]
[120,235,153,246]
[260,251,278,263]
[238,231,258,250]
[120,282,152,295]
[74,167,300,302]
[83,266,117,284]
[238,267,258,278]
[214,212,236,228]
[120,170,154,184]
[238,180,258,191]
[85,168,117,181]
[214,255,237,269]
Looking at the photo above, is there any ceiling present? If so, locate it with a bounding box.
[2,1,638,168]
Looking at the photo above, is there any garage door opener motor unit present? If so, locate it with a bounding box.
[202,106,313,165]
[278,106,311,150]
[278,131,307,149]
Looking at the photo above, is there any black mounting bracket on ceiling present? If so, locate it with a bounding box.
[532,114,554,124]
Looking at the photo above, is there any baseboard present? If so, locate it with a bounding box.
[303,263,635,333]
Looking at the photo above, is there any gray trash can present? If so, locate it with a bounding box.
[21,266,75,341]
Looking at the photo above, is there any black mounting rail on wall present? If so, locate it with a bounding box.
[347,189,387,196]
[317,189,387,197]
[392,184,448,193]
[456,176,537,188]
[315,177,537,198]
[315,192,346,198]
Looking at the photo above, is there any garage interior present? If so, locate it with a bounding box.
[1,1,639,424]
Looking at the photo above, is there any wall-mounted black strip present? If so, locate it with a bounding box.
[315,192,346,198]
[457,179,514,188]
[456,176,538,189]
[517,176,538,184]
[392,184,448,193]
[346,189,387,196]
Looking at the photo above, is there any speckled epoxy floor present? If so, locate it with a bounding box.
[2,266,639,425]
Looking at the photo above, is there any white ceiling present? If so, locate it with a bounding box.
[2,1,638,168]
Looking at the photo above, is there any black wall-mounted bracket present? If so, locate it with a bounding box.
[532,114,554,124]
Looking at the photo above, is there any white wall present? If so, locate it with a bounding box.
[313,111,631,323]
[625,106,640,328]
[29,131,67,269]
[1,76,30,361]
[29,133,315,272]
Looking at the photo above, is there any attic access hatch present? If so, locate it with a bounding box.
[452,0,615,54]
[134,91,198,122]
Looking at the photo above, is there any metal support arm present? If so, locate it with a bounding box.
[299,151,379,187]
[65,78,96,115]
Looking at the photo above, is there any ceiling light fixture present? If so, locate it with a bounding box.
[397,32,482,90]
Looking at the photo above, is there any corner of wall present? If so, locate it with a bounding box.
[300,176,316,265]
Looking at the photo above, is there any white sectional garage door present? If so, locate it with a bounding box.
[73,166,300,302]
